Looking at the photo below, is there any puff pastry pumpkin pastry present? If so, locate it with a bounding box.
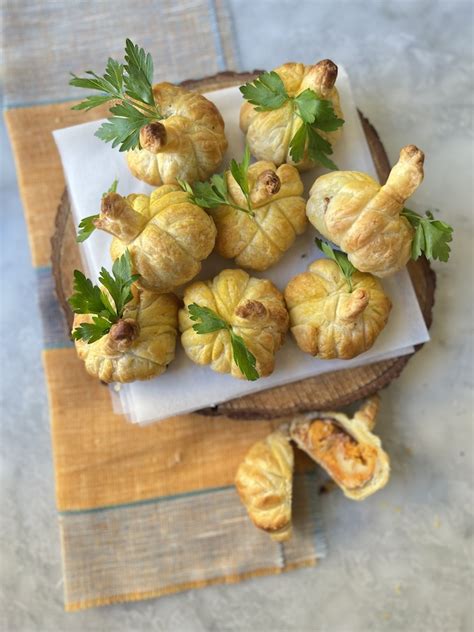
[235,430,294,541]
[209,161,306,270]
[284,259,391,359]
[306,145,425,277]
[74,288,179,383]
[290,396,390,500]
[94,187,216,292]
[240,60,343,169]
[179,269,289,379]
[126,83,228,185]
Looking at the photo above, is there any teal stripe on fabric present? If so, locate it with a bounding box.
[36,267,73,350]
[59,470,327,560]
[59,483,235,516]
[306,471,329,559]
[3,95,81,111]
[59,473,326,607]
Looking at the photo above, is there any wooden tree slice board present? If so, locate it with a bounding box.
[51,71,436,420]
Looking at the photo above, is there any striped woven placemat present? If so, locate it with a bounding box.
[3,0,325,610]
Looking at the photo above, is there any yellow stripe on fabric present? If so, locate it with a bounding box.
[65,561,317,612]
[4,103,109,268]
[43,348,310,512]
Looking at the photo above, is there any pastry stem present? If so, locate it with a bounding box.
[95,192,148,242]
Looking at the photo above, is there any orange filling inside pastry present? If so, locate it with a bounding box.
[308,420,378,489]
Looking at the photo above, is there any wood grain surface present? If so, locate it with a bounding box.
[51,71,435,419]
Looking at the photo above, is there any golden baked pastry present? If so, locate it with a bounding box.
[94,187,216,292]
[235,430,294,541]
[240,60,343,169]
[179,269,289,379]
[73,288,179,383]
[306,145,425,277]
[208,161,307,271]
[284,258,391,359]
[126,83,228,185]
[290,396,390,500]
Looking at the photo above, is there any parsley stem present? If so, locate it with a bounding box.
[121,96,161,120]
[231,203,255,217]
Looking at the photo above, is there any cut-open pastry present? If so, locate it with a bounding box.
[73,288,179,383]
[179,269,289,380]
[95,187,216,292]
[235,430,294,541]
[209,161,306,271]
[284,258,391,360]
[240,60,343,170]
[290,396,390,500]
[127,83,228,185]
[306,145,425,277]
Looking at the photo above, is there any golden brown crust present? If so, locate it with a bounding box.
[306,145,425,277]
[97,187,216,292]
[284,259,392,360]
[179,269,289,379]
[239,61,343,169]
[235,430,294,541]
[73,289,179,383]
[209,161,306,271]
[289,399,390,500]
[127,82,228,185]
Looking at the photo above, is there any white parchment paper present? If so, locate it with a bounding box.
[53,67,429,424]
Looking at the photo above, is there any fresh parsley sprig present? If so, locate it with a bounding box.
[315,238,356,292]
[178,146,255,217]
[70,39,163,152]
[76,179,119,243]
[240,71,344,169]
[188,303,259,381]
[401,208,453,262]
[69,250,140,343]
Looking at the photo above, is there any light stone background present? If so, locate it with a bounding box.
[1,1,473,630]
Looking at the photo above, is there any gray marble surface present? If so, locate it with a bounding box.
[1,1,473,630]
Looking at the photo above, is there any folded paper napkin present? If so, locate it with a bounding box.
[52,71,429,424]
[4,2,331,610]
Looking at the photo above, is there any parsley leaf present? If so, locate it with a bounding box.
[123,38,155,107]
[70,39,163,152]
[76,179,119,243]
[229,330,259,381]
[229,144,252,211]
[95,101,151,151]
[305,97,345,132]
[71,316,114,343]
[402,208,453,262]
[239,71,289,111]
[188,304,228,334]
[240,70,344,169]
[293,89,320,123]
[188,303,259,380]
[178,147,255,217]
[306,125,339,171]
[288,123,307,163]
[68,250,140,343]
[68,270,105,315]
[315,238,356,292]
[77,215,100,243]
